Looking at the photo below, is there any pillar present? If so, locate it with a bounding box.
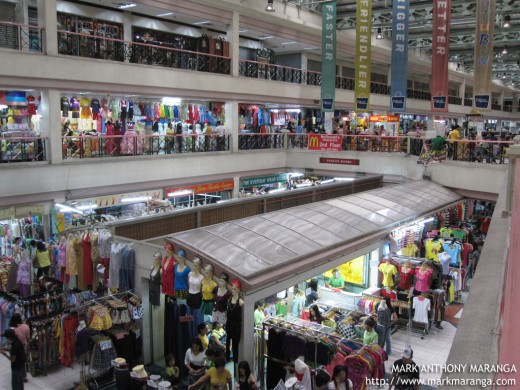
[38,0,57,55]
[122,11,133,63]
[459,79,466,102]
[40,89,63,164]
[505,141,520,213]
[225,101,239,152]
[227,11,240,78]
[499,91,505,110]
[233,175,241,199]
[387,63,392,85]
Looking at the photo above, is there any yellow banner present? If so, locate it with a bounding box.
[355,0,372,111]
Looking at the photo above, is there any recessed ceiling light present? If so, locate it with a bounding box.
[259,35,274,40]
[193,21,211,25]
[239,29,249,33]
[117,2,136,9]
[156,12,174,17]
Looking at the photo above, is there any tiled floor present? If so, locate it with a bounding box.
[0,360,82,390]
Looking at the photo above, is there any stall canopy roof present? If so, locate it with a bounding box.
[167,180,462,290]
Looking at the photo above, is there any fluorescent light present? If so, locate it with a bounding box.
[288,172,304,178]
[167,190,194,197]
[121,196,151,203]
[193,21,211,25]
[162,97,182,105]
[333,177,355,181]
[156,12,174,17]
[266,0,275,12]
[418,217,435,225]
[268,188,286,194]
[281,41,297,45]
[55,203,84,215]
[320,179,335,184]
[295,183,312,188]
[239,29,249,33]
[118,3,136,9]
[258,35,274,40]
[76,204,98,211]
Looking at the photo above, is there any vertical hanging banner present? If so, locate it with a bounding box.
[390,0,410,112]
[430,0,451,112]
[473,0,495,111]
[355,0,372,111]
[321,1,336,112]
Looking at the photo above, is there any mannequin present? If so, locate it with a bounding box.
[75,320,90,364]
[174,249,190,301]
[161,243,176,297]
[187,257,204,309]
[294,356,312,390]
[379,260,397,288]
[150,252,162,306]
[200,264,217,318]
[15,250,31,298]
[226,279,244,367]
[397,262,415,291]
[414,263,433,293]
[212,272,231,326]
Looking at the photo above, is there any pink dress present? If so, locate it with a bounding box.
[105,124,115,154]
[415,268,433,292]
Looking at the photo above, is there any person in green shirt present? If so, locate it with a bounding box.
[254,301,265,325]
[363,317,378,346]
[327,269,345,289]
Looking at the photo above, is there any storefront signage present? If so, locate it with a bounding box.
[430,0,451,112]
[369,115,400,122]
[390,0,410,113]
[0,207,14,220]
[76,189,163,208]
[473,0,495,111]
[0,203,50,219]
[308,134,342,151]
[241,174,287,188]
[0,91,26,105]
[321,1,336,111]
[354,0,372,111]
[320,157,360,165]
[165,180,234,195]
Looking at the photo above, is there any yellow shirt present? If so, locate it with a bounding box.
[207,367,232,388]
[401,244,418,257]
[378,262,397,287]
[449,129,460,140]
[202,278,217,300]
[199,334,209,350]
[425,240,443,262]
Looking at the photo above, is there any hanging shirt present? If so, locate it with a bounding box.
[174,264,190,291]
[414,268,433,292]
[401,243,418,257]
[442,243,461,266]
[424,240,443,262]
[413,296,431,323]
[437,252,452,275]
[379,262,397,287]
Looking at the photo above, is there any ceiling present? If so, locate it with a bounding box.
[287,0,520,88]
[68,0,519,89]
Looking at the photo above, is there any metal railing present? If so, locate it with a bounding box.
[1,137,47,162]
[0,21,44,52]
[57,30,231,74]
[62,133,230,160]
[238,60,321,85]
[238,133,286,150]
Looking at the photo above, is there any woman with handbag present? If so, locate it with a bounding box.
[34,241,52,278]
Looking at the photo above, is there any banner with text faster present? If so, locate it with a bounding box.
[390,0,410,112]
[472,0,495,111]
[321,1,336,112]
[355,0,372,111]
[430,0,451,112]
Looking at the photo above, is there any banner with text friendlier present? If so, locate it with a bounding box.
[390,0,410,112]
[430,0,451,112]
[321,1,336,112]
[355,0,372,111]
[473,0,495,111]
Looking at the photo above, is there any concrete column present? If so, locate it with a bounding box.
[122,11,133,63]
[18,0,29,24]
[459,79,466,101]
[499,91,505,110]
[40,89,63,164]
[37,0,57,55]
[240,299,254,371]
[227,11,240,78]
[505,141,520,213]
[225,101,239,152]
[387,63,392,85]
[233,175,241,199]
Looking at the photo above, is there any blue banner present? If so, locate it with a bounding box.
[321,1,336,112]
[390,0,410,113]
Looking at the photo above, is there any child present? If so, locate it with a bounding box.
[363,317,378,346]
[165,353,180,384]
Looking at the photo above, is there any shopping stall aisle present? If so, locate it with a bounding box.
[0,360,82,390]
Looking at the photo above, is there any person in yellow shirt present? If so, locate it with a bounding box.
[198,322,209,350]
[188,356,232,390]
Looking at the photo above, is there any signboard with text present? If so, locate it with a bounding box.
[320,157,360,165]
[308,134,342,151]
[165,180,234,195]
[241,174,288,188]
[369,115,400,122]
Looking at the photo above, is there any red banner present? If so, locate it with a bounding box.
[165,180,234,195]
[320,157,360,165]
[307,134,342,151]
[430,0,451,112]
[369,115,400,122]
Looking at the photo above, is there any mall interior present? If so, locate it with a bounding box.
[0,0,519,389]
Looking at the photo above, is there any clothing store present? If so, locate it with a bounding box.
[164,180,234,208]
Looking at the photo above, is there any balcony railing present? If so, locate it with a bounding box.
[62,134,230,160]
[1,137,47,163]
[238,60,321,85]
[0,21,44,52]
[238,133,286,150]
[57,30,231,74]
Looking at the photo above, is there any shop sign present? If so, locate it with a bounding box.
[321,1,336,112]
[179,315,194,322]
[369,115,400,122]
[430,0,451,112]
[320,157,360,165]
[241,174,287,187]
[77,189,163,208]
[390,0,410,113]
[354,0,372,111]
[308,134,342,151]
[165,180,234,195]
[16,203,50,217]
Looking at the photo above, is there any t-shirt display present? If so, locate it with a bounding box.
[379,262,397,287]
[412,296,431,323]
[414,267,433,292]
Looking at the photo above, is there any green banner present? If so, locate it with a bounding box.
[321,1,336,112]
[241,174,287,187]
[354,0,372,111]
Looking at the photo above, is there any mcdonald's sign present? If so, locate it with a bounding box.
[307,134,342,151]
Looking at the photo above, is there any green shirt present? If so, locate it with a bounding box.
[328,276,345,288]
[254,309,265,325]
[431,136,445,151]
[363,330,378,346]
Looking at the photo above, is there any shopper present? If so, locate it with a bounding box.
[9,314,30,383]
[362,317,378,346]
[377,299,393,355]
[326,269,345,289]
[209,322,226,356]
[309,305,325,324]
[0,328,26,390]
[306,278,319,306]
[198,322,210,351]
[35,241,52,277]
[165,121,175,154]
[327,365,353,390]
[185,338,207,388]
[315,370,331,390]
[234,361,257,390]
[189,356,232,390]
[164,353,180,385]
[253,301,265,326]
[389,347,420,390]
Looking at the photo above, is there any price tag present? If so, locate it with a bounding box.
[100,340,112,351]
[179,315,194,322]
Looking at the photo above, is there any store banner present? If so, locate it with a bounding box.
[354,0,372,111]
[308,134,342,151]
[241,174,287,187]
[0,91,26,105]
[320,157,360,165]
[473,0,495,111]
[76,189,163,208]
[165,180,234,196]
[430,0,451,112]
[321,1,336,112]
[390,0,410,112]
[369,115,400,122]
